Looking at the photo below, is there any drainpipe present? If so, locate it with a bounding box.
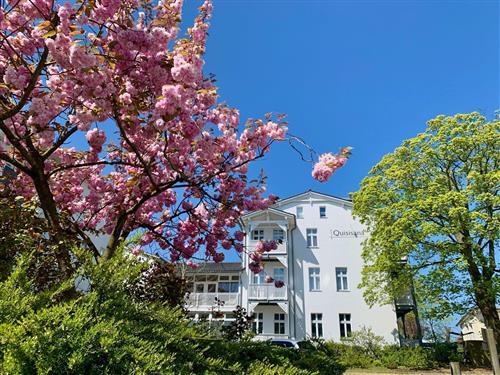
[290,223,297,340]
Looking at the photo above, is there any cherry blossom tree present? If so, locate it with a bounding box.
[0,0,348,279]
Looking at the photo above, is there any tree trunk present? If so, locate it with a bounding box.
[476,289,500,347]
[32,169,74,279]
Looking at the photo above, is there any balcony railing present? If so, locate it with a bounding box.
[249,240,287,255]
[187,293,239,308]
[248,284,287,300]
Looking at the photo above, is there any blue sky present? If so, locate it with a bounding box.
[183,0,499,199]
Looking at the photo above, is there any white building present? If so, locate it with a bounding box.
[185,190,418,344]
[458,308,500,342]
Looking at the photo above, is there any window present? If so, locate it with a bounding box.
[336,267,349,291]
[274,313,285,334]
[252,272,265,284]
[207,283,216,293]
[319,206,326,218]
[339,314,352,338]
[195,284,204,293]
[306,228,318,247]
[273,268,285,282]
[309,268,321,291]
[296,206,303,219]
[273,229,284,241]
[252,312,263,334]
[252,229,264,241]
[311,313,323,338]
[218,281,238,293]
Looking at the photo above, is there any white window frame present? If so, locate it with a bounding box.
[319,206,327,218]
[252,312,263,334]
[296,206,304,219]
[274,313,285,335]
[252,272,265,284]
[273,228,284,241]
[309,267,321,291]
[336,267,349,291]
[306,228,318,247]
[252,229,264,241]
[339,313,352,338]
[311,313,323,338]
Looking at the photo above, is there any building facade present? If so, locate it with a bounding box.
[185,191,416,344]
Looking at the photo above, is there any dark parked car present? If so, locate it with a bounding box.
[270,339,300,349]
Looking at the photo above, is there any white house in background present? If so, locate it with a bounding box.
[185,190,419,344]
[458,308,500,342]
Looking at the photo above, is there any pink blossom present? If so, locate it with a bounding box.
[130,246,142,256]
[85,128,106,153]
[186,260,200,269]
[274,280,285,288]
[0,0,344,275]
[234,230,245,241]
[312,150,351,182]
[221,240,232,250]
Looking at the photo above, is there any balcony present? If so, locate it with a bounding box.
[395,292,415,308]
[187,293,239,309]
[249,240,287,255]
[248,284,287,300]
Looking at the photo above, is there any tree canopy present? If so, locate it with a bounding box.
[352,112,499,338]
[0,0,348,279]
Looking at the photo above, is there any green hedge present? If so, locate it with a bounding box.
[205,340,345,375]
[0,251,344,375]
[325,340,460,370]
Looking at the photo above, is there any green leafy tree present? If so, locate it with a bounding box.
[222,305,252,341]
[352,112,499,342]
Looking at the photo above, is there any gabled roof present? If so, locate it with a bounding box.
[457,307,500,327]
[240,206,295,221]
[274,190,352,207]
[184,262,242,274]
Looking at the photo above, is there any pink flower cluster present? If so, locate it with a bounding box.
[248,240,278,273]
[312,148,352,182]
[0,0,346,272]
[263,275,285,288]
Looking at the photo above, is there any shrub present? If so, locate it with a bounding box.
[324,342,376,369]
[0,251,233,374]
[380,345,436,370]
[247,360,314,375]
[429,342,461,364]
[205,340,345,375]
[0,249,345,374]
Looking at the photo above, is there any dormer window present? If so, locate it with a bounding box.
[296,206,304,219]
[252,229,264,241]
[319,206,326,218]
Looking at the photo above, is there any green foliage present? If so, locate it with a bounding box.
[0,250,230,374]
[0,196,69,289]
[205,339,345,375]
[344,326,386,358]
[379,345,435,370]
[221,305,252,341]
[0,247,344,374]
[352,112,499,327]
[323,329,460,370]
[325,342,375,369]
[247,360,315,375]
[128,258,189,308]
